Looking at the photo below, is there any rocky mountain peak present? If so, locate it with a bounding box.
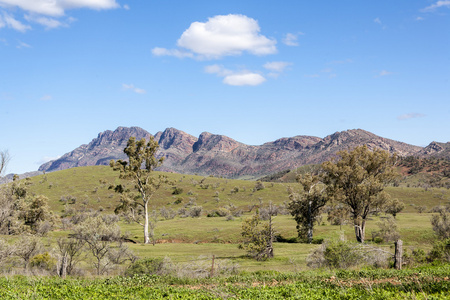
[38,126,439,178]
[155,128,197,151]
[89,126,151,149]
[193,132,241,153]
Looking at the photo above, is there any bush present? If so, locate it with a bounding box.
[188,206,202,218]
[254,181,265,191]
[30,252,56,271]
[160,207,176,220]
[431,210,450,239]
[172,187,184,195]
[428,238,450,263]
[207,207,230,218]
[307,238,389,269]
[124,258,165,276]
[371,216,400,243]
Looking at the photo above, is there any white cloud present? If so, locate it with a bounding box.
[397,113,426,120]
[122,83,146,94]
[1,12,31,32]
[168,14,276,59]
[40,94,52,101]
[223,73,266,86]
[205,65,266,86]
[263,61,291,73]
[415,16,425,21]
[0,0,118,31]
[329,58,353,65]
[282,32,303,46]
[373,17,387,29]
[204,64,232,77]
[0,0,120,17]
[422,0,450,11]
[16,40,31,48]
[25,14,64,29]
[151,47,194,59]
[123,4,130,10]
[375,70,393,77]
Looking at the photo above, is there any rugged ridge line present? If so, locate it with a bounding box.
[39,126,442,178]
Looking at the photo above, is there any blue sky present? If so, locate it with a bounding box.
[1,0,449,174]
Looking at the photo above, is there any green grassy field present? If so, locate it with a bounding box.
[12,165,445,273]
[1,165,450,298]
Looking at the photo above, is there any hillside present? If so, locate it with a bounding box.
[38,127,429,179]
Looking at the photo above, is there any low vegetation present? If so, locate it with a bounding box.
[1,146,450,298]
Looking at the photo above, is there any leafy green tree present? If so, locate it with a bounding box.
[384,198,405,219]
[327,203,350,229]
[110,136,169,244]
[321,145,398,243]
[20,195,55,233]
[288,174,328,243]
[239,208,274,261]
[0,176,53,235]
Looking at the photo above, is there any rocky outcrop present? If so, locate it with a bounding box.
[38,127,152,172]
[417,141,450,160]
[39,126,432,178]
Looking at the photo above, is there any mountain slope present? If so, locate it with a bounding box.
[39,127,427,178]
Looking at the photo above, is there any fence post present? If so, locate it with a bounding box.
[394,239,403,270]
[210,255,215,277]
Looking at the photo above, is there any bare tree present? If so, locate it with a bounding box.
[14,235,43,271]
[72,216,122,275]
[56,237,86,277]
[0,150,10,177]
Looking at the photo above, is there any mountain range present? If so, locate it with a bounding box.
[38,127,450,179]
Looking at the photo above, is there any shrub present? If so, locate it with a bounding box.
[188,206,202,218]
[428,238,450,263]
[371,216,400,243]
[416,205,427,213]
[254,181,265,191]
[30,252,56,271]
[431,210,450,239]
[172,187,184,195]
[307,238,389,269]
[124,258,165,276]
[160,207,176,220]
[207,207,230,218]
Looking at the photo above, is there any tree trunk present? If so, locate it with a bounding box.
[307,201,313,244]
[354,219,366,243]
[144,201,149,244]
[58,254,67,278]
[307,227,313,244]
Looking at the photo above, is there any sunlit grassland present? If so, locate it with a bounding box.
[15,165,448,272]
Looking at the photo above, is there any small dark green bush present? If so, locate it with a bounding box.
[172,187,184,195]
[125,258,164,276]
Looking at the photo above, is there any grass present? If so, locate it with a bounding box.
[2,165,447,274]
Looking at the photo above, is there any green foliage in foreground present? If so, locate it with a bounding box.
[1,265,449,299]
